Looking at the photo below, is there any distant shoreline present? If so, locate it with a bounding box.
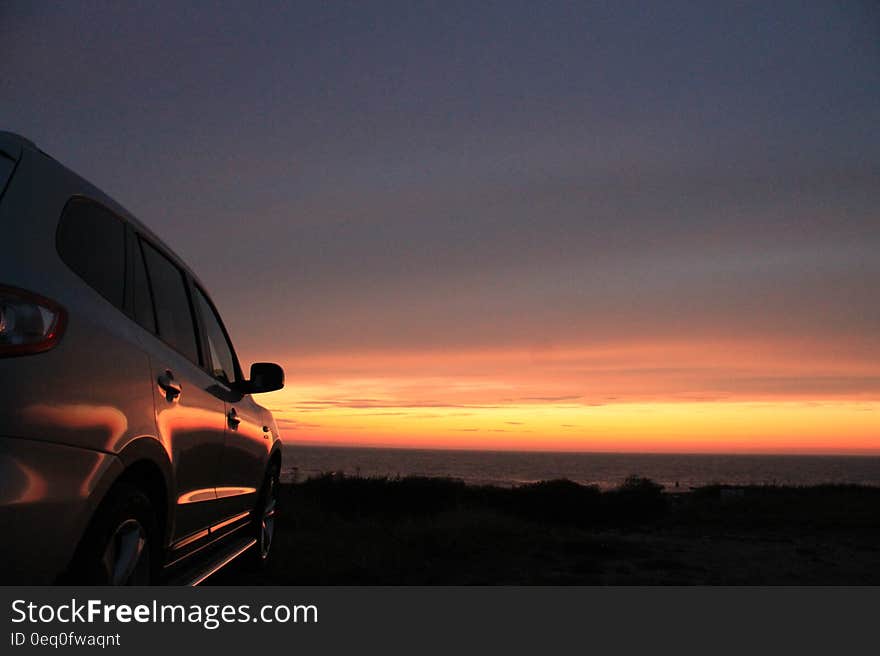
[280,445,880,490]
[281,469,880,493]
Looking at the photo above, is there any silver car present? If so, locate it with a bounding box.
[0,131,284,585]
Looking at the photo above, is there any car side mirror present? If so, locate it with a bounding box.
[246,362,284,394]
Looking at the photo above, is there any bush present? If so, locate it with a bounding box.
[291,473,668,527]
[504,479,602,525]
[605,475,667,522]
[297,473,466,517]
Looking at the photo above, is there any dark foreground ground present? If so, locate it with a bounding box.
[211,475,880,585]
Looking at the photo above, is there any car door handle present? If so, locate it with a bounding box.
[227,407,241,430]
[157,369,182,402]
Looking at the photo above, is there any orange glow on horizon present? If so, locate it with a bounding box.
[264,338,879,455]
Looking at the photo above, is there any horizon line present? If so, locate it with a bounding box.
[283,442,880,458]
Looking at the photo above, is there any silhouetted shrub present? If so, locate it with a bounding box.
[605,475,667,522]
[619,475,665,494]
[504,479,603,525]
[676,483,880,532]
[297,473,466,517]
[293,474,670,527]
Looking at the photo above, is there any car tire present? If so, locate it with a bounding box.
[67,482,159,585]
[245,463,280,569]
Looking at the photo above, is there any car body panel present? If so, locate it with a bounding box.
[0,436,123,584]
[215,394,271,517]
[144,340,228,541]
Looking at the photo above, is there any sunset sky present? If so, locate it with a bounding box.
[2,2,879,453]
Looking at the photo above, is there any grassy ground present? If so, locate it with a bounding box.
[210,475,880,585]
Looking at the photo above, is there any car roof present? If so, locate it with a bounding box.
[4,131,211,292]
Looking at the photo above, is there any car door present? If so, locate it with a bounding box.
[190,285,269,520]
[136,236,228,543]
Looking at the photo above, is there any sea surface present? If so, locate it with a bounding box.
[280,445,880,490]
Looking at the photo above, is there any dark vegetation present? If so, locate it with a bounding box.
[211,475,880,585]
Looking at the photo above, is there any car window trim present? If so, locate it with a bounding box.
[124,223,157,333]
[190,282,244,387]
[137,234,205,368]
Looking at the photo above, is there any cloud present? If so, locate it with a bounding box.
[275,418,322,430]
[289,398,508,410]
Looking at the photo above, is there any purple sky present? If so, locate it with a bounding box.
[2,1,878,371]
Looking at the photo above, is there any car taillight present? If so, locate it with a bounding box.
[0,285,66,357]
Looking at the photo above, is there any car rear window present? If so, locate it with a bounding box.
[56,198,126,310]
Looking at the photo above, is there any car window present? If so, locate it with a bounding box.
[193,286,237,385]
[140,239,200,364]
[131,236,156,333]
[56,198,126,310]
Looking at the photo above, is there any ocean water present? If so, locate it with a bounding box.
[280,445,880,490]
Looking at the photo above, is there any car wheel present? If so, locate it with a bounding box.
[69,482,158,585]
[249,464,279,566]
